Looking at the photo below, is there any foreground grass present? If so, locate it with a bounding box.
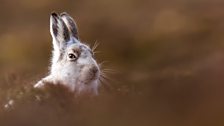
[0,84,98,126]
[0,79,112,126]
[0,74,136,126]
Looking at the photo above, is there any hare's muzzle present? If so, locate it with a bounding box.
[88,65,100,80]
[79,65,100,85]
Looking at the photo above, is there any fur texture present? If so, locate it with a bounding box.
[34,12,100,95]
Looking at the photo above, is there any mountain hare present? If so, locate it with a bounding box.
[34,12,100,95]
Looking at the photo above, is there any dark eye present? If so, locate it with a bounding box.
[68,53,77,60]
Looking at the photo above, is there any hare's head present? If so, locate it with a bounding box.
[49,12,100,94]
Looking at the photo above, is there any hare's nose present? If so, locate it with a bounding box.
[90,66,99,75]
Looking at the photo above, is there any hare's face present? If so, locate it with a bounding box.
[48,12,100,93]
[63,42,100,85]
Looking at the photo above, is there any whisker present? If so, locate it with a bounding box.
[101,69,118,74]
[93,51,101,55]
[101,75,110,81]
[100,70,111,81]
[103,68,116,71]
[98,63,121,91]
[99,76,111,88]
[101,71,121,85]
[92,41,100,52]
[100,71,115,83]
[99,61,110,68]
[100,72,107,78]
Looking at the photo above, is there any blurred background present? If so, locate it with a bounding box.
[1,0,224,126]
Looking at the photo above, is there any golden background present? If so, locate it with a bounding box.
[0,0,224,126]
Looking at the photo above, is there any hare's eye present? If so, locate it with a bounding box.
[68,53,77,60]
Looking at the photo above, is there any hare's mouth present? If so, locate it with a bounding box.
[78,64,99,81]
[75,70,99,94]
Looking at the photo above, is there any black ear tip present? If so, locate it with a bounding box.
[60,12,69,17]
[51,12,58,17]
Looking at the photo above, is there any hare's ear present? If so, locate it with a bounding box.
[60,12,79,40]
[50,12,70,49]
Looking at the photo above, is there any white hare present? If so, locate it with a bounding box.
[34,12,100,95]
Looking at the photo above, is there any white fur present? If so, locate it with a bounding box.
[34,12,100,95]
